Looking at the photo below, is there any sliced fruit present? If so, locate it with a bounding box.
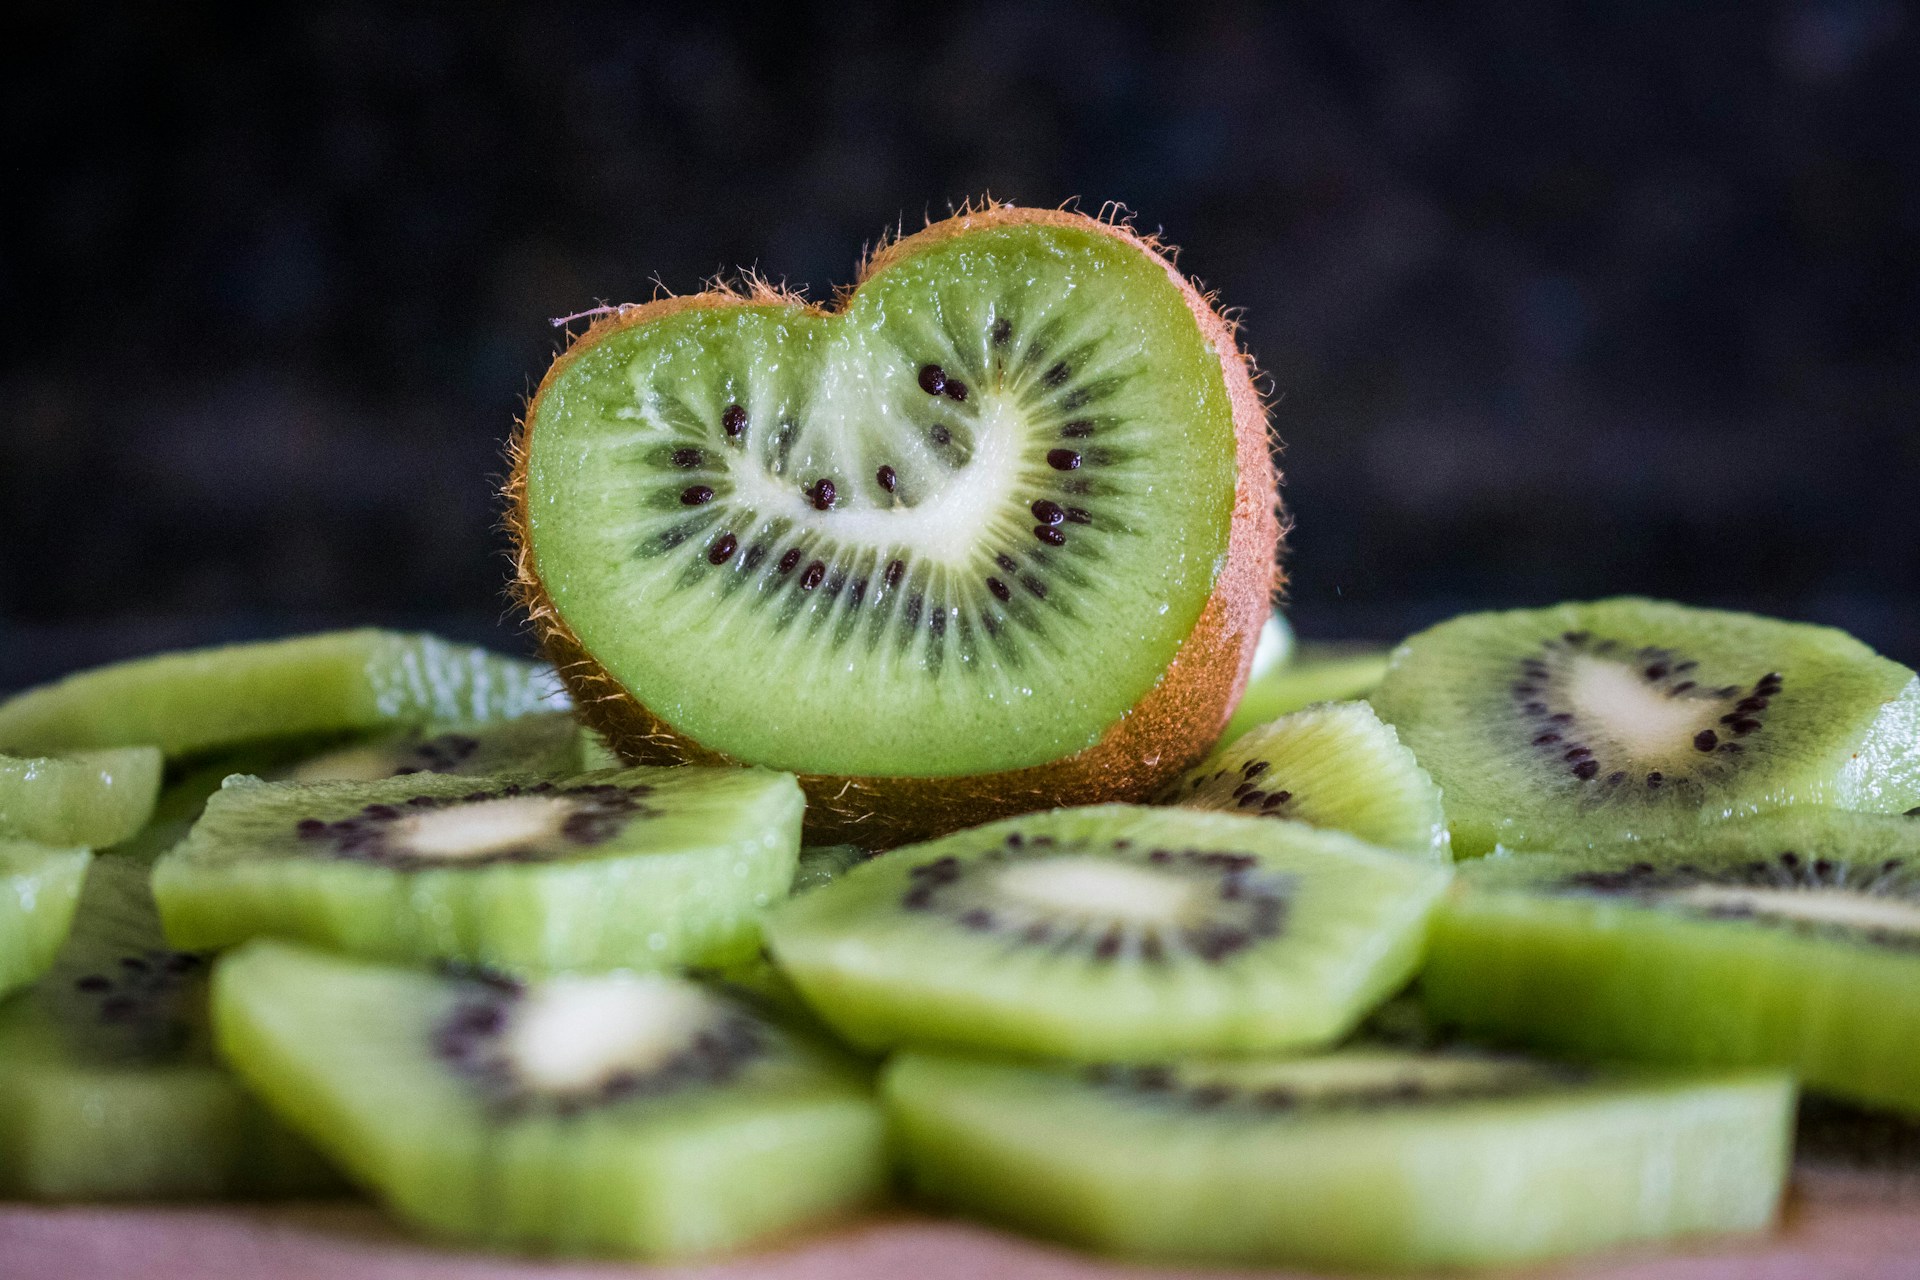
[272,711,588,784]
[792,844,874,894]
[1370,598,1920,855]
[214,939,886,1257]
[153,765,804,973]
[0,630,564,759]
[0,746,163,847]
[1161,701,1448,858]
[1221,644,1390,744]
[0,841,91,999]
[762,805,1450,1060]
[510,206,1280,846]
[1422,810,1920,1114]
[884,1048,1792,1270]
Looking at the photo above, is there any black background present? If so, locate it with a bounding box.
[4,2,1917,691]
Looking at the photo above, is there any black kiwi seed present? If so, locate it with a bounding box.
[1694,730,1719,752]
[679,485,715,506]
[943,379,969,403]
[800,561,826,590]
[1045,362,1071,387]
[778,548,802,574]
[1032,499,1065,525]
[986,577,1011,602]
[671,447,703,468]
[708,534,737,565]
[721,404,747,437]
[808,478,837,510]
[877,465,897,493]
[1035,526,1066,546]
[918,364,946,395]
[1047,449,1082,471]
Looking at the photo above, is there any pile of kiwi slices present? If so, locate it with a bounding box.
[3,204,1919,1271]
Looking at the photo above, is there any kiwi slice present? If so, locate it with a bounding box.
[509,206,1281,846]
[0,629,563,759]
[0,854,339,1198]
[152,765,804,973]
[1422,809,1920,1114]
[213,939,886,1256]
[271,711,588,784]
[762,805,1450,1060]
[883,1048,1792,1270]
[1161,701,1448,858]
[0,841,91,999]
[1220,643,1391,744]
[0,746,163,847]
[1371,598,1920,855]
[792,843,874,894]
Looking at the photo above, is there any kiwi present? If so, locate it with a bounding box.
[1221,643,1391,744]
[883,1048,1792,1270]
[1160,701,1448,858]
[508,205,1281,846]
[0,746,163,847]
[0,630,564,760]
[1371,598,1920,855]
[0,854,339,1198]
[0,841,92,999]
[792,843,874,894]
[213,939,887,1257]
[271,711,588,784]
[761,805,1450,1061]
[152,765,804,973]
[1422,809,1920,1114]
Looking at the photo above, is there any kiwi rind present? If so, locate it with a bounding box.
[0,746,164,848]
[0,841,92,1000]
[509,204,1281,847]
[1220,644,1391,745]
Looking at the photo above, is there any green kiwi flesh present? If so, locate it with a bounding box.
[1371,598,1920,855]
[0,630,563,759]
[0,746,163,847]
[1221,644,1390,744]
[152,765,804,974]
[883,1049,1792,1270]
[791,844,874,894]
[1422,809,1920,1114]
[762,805,1450,1061]
[213,939,887,1257]
[0,841,92,1000]
[271,712,588,784]
[1162,701,1449,859]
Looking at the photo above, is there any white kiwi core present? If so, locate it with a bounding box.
[396,796,572,862]
[993,856,1194,926]
[504,974,715,1094]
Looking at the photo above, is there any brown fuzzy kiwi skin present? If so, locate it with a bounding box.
[505,202,1282,847]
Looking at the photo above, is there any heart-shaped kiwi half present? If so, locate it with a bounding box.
[507,204,1280,844]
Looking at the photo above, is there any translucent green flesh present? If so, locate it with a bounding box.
[0,630,564,759]
[1221,645,1390,744]
[1370,599,1920,856]
[269,712,588,784]
[213,941,886,1256]
[1166,701,1449,858]
[791,844,872,894]
[153,765,804,973]
[0,842,92,1000]
[526,223,1239,776]
[763,806,1449,1060]
[884,1052,1791,1269]
[0,747,163,847]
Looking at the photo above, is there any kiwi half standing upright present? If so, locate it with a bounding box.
[508,205,1280,844]
[1371,598,1920,855]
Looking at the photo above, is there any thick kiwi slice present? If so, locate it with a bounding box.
[1422,810,1920,1114]
[762,805,1450,1060]
[1161,701,1448,858]
[1371,598,1920,855]
[0,630,563,759]
[884,1048,1792,1270]
[153,765,804,973]
[272,711,588,784]
[0,746,163,847]
[511,207,1280,845]
[214,939,886,1256]
[1221,643,1391,744]
[0,841,91,999]
[0,854,338,1198]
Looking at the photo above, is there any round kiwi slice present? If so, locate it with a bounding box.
[212,939,886,1257]
[761,805,1450,1061]
[1371,598,1920,855]
[0,630,564,760]
[1220,643,1391,744]
[0,746,163,847]
[0,840,91,1000]
[271,711,588,784]
[883,1048,1792,1270]
[509,206,1279,845]
[1422,809,1920,1114]
[1160,701,1449,858]
[152,764,804,973]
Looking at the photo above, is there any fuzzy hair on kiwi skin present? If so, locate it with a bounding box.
[505,201,1282,847]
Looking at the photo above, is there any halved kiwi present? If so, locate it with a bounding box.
[0,841,91,999]
[0,630,564,760]
[1422,809,1920,1114]
[762,805,1450,1061]
[0,746,163,847]
[213,939,887,1257]
[271,712,588,784]
[1371,598,1920,855]
[884,1048,1792,1270]
[152,765,804,973]
[1220,643,1391,744]
[509,205,1280,845]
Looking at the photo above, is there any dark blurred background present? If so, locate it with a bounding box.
[3,2,1917,691]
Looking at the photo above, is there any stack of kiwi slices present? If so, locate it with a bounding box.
[5,205,1920,1271]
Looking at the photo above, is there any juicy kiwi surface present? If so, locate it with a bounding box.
[884,1049,1792,1270]
[271,712,589,784]
[1423,810,1920,1114]
[0,841,92,1000]
[152,765,804,974]
[1371,598,1920,855]
[511,206,1279,845]
[0,746,163,847]
[761,805,1450,1061]
[213,939,886,1257]
[1220,643,1391,744]
[1161,700,1449,858]
[0,630,564,759]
